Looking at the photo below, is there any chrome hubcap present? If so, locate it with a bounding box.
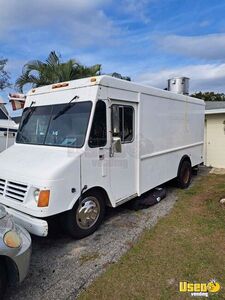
[76,197,100,229]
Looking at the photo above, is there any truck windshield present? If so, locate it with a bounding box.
[16,101,92,148]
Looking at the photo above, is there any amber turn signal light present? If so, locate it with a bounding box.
[52,82,69,89]
[38,190,50,207]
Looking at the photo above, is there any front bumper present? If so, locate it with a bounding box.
[5,207,48,237]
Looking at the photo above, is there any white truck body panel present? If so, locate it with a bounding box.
[139,93,204,194]
[0,76,205,236]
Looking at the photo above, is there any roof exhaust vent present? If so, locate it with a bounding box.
[168,77,189,95]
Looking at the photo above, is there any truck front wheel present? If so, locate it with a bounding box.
[177,159,192,189]
[64,191,105,239]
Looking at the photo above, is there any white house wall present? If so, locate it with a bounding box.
[205,113,225,168]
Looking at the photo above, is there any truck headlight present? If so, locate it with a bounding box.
[34,189,40,203]
[4,230,22,248]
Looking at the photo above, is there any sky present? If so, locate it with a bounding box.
[1,0,225,115]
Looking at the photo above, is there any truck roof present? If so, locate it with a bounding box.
[27,75,205,106]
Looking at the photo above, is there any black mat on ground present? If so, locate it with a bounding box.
[131,187,167,211]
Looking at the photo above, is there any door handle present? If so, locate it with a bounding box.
[99,154,105,160]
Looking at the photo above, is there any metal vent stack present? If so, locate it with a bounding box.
[168,77,189,95]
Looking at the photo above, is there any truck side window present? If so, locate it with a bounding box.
[89,100,107,148]
[112,105,134,143]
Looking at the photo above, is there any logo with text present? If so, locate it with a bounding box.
[179,279,220,297]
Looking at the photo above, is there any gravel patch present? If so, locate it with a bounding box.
[6,167,208,300]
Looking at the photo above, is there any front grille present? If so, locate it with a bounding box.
[5,181,28,202]
[0,178,28,202]
[0,179,6,196]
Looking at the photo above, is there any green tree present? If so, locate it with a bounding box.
[191,91,225,101]
[16,51,101,92]
[0,58,11,90]
[110,72,131,81]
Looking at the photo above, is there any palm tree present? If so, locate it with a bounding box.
[16,51,101,92]
[0,58,11,90]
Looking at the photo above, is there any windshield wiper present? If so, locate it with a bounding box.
[19,107,36,132]
[53,95,79,120]
[19,101,36,132]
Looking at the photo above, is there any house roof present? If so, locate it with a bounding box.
[205,101,225,115]
[0,100,18,129]
[0,98,9,117]
[0,104,9,119]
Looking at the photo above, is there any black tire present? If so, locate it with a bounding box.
[63,191,105,239]
[0,261,7,299]
[177,159,192,189]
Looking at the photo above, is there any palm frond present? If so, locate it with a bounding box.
[15,51,102,91]
[46,51,60,67]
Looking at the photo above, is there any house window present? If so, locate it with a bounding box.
[89,100,107,148]
[112,105,134,143]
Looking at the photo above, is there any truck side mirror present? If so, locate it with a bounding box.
[112,136,122,153]
[112,105,120,135]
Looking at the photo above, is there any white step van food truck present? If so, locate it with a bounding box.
[0,76,204,238]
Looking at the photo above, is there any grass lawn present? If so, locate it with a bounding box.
[79,173,225,300]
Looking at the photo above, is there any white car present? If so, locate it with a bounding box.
[0,205,31,298]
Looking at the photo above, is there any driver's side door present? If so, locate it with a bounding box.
[109,101,138,205]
